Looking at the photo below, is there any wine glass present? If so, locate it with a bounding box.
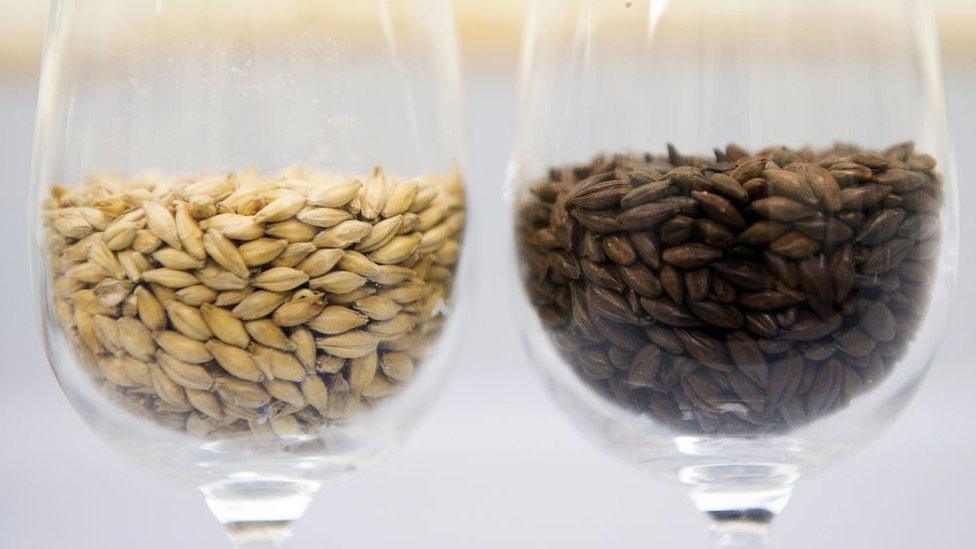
[30,0,467,547]
[509,0,957,546]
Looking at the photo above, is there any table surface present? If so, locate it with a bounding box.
[1,61,974,548]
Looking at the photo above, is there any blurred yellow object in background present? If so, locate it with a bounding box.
[0,0,973,76]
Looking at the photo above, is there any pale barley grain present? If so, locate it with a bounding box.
[315,355,345,374]
[214,288,253,307]
[264,379,306,408]
[381,352,414,382]
[118,251,147,281]
[254,194,306,223]
[214,377,271,409]
[253,267,308,292]
[119,354,152,386]
[367,265,414,286]
[153,247,206,270]
[149,283,176,305]
[271,242,316,268]
[381,285,429,304]
[307,306,368,335]
[195,264,249,291]
[271,289,324,327]
[135,286,167,331]
[300,375,329,414]
[164,301,212,341]
[250,344,304,382]
[308,180,361,208]
[174,284,219,306]
[356,215,403,252]
[368,313,416,338]
[410,184,439,213]
[117,317,155,361]
[76,207,113,230]
[72,289,116,316]
[66,262,108,284]
[382,181,418,218]
[183,174,236,201]
[175,201,206,260]
[397,212,420,234]
[223,402,260,421]
[93,278,133,308]
[290,327,316,371]
[142,268,198,289]
[309,271,366,294]
[86,239,126,279]
[216,216,264,241]
[312,220,371,248]
[295,207,352,228]
[348,351,378,396]
[360,168,388,220]
[200,303,250,348]
[186,388,223,419]
[266,219,317,242]
[206,340,265,382]
[156,350,214,391]
[62,234,94,260]
[232,291,286,320]
[53,255,83,276]
[295,248,343,278]
[53,214,93,239]
[239,238,289,267]
[54,276,85,298]
[417,203,448,231]
[142,201,182,250]
[269,351,306,382]
[121,294,138,317]
[368,233,421,265]
[327,286,376,304]
[150,364,189,407]
[153,331,213,364]
[54,299,75,329]
[419,222,451,253]
[92,314,122,354]
[103,224,137,251]
[338,251,380,277]
[202,228,249,278]
[244,319,295,351]
[316,330,379,359]
[98,356,137,387]
[132,230,163,254]
[188,196,217,219]
[354,295,402,321]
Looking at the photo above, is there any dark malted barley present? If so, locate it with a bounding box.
[518,143,942,433]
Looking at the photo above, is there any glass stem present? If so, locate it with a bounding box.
[201,478,321,549]
[709,518,771,548]
[686,466,795,548]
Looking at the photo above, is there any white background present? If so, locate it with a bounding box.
[1,60,974,548]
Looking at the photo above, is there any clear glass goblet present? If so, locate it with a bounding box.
[510,0,957,546]
[30,1,467,547]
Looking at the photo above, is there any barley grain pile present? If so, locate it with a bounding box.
[518,142,942,434]
[44,166,464,439]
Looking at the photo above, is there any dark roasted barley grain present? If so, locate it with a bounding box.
[518,143,942,433]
